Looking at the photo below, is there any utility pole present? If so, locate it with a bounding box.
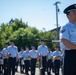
[54,1,61,40]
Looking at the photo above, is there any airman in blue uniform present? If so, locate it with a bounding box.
[18,47,24,73]
[47,47,53,75]
[37,40,48,75]
[23,46,30,75]
[29,45,38,75]
[2,43,9,75]
[52,46,61,75]
[60,4,76,75]
[8,40,18,75]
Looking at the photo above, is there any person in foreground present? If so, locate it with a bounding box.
[60,4,76,75]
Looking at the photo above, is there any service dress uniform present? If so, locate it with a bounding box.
[7,45,18,75]
[47,51,52,75]
[38,45,48,75]
[52,50,61,75]
[23,50,30,75]
[2,47,8,75]
[60,22,76,75]
[60,4,76,75]
[18,51,24,73]
[29,49,37,75]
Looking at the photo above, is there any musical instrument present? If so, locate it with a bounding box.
[3,55,8,59]
[24,57,28,60]
[2,53,11,59]
[53,56,61,60]
[23,55,30,60]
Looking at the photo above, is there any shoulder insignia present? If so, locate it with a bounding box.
[61,29,65,33]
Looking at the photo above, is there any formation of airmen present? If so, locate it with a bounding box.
[0,3,76,75]
[0,40,63,75]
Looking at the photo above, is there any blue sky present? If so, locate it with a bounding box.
[0,0,76,31]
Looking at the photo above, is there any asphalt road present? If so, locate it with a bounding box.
[15,67,62,75]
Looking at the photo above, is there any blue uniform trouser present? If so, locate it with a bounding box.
[63,50,76,75]
[54,60,60,75]
[0,58,3,74]
[30,58,36,75]
[42,56,47,75]
[0,65,3,74]
[4,59,8,75]
[20,58,24,73]
[8,57,16,75]
[24,60,30,74]
[47,59,52,75]
[15,60,19,71]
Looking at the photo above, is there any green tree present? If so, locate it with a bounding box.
[0,23,13,47]
[51,31,59,50]
[0,18,58,51]
[8,27,39,51]
[9,18,28,31]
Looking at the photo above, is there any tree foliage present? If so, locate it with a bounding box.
[0,18,58,51]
